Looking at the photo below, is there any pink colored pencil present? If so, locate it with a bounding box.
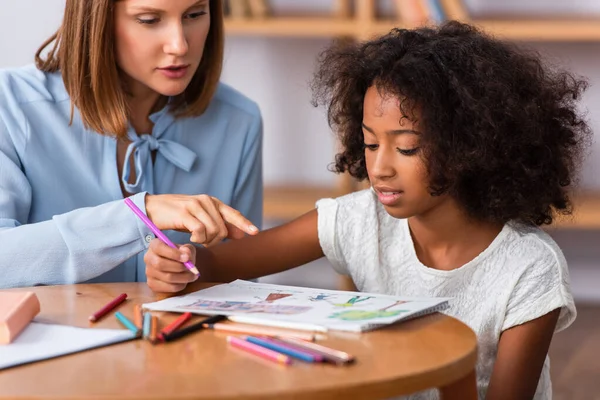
[124,198,199,276]
[227,336,291,365]
[89,293,127,322]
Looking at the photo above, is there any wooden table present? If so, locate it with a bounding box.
[0,283,478,400]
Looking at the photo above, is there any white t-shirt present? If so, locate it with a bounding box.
[316,189,576,400]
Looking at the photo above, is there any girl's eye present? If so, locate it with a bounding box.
[185,11,207,19]
[364,144,378,151]
[397,147,420,156]
[137,18,159,25]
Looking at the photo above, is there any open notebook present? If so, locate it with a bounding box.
[0,322,138,371]
[143,280,450,332]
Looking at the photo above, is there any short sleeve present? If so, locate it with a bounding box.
[316,198,349,275]
[502,248,576,332]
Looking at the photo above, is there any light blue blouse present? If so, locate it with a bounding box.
[0,65,263,288]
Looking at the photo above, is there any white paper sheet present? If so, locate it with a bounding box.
[0,322,137,370]
[143,280,450,332]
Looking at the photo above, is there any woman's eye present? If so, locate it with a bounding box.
[397,147,420,156]
[137,18,159,25]
[185,10,207,19]
[364,144,378,151]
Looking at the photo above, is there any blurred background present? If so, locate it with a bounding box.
[1,0,598,398]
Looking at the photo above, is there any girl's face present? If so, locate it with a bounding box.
[363,86,447,219]
[114,0,211,99]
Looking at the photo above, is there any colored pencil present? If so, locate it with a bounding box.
[202,322,317,341]
[244,336,322,363]
[124,198,199,276]
[158,312,192,341]
[115,311,140,336]
[276,337,355,364]
[228,316,328,333]
[89,293,127,322]
[161,315,227,342]
[268,337,331,362]
[142,312,151,339]
[133,305,143,329]
[227,336,291,365]
[149,315,159,343]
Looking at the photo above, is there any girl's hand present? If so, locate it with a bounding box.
[145,194,258,247]
[145,240,197,293]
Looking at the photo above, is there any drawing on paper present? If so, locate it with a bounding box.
[332,295,374,308]
[329,300,408,321]
[254,292,294,303]
[308,293,334,302]
[178,299,311,315]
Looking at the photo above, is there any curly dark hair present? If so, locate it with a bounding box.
[311,21,592,226]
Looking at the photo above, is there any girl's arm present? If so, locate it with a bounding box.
[486,308,560,400]
[190,209,324,286]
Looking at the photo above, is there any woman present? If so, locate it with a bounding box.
[0,0,262,291]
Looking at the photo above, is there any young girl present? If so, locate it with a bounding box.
[0,0,261,289]
[146,22,591,399]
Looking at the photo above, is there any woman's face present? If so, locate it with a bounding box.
[114,0,211,98]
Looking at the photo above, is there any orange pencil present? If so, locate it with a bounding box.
[149,315,159,343]
[203,322,317,342]
[133,305,143,329]
[158,312,191,341]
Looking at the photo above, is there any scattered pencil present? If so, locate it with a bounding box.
[157,312,192,341]
[203,322,317,341]
[227,336,291,365]
[149,315,159,343]
[142,312,151,339]
[274,337,355,365]
[115,311,140,336]
[161,315,227,343]
[89,293,127,323]
[133,305,143,329]
[244,336,322,363]
[228,316,328,333]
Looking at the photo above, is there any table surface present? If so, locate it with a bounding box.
[0,283,478,400]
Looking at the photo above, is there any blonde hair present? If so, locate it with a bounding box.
[35,0,224,139]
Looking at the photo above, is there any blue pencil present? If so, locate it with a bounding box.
[142,312,152,339]
[115,311,140,336]
[244,336,322,363]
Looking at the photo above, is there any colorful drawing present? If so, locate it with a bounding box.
[332,295,374,308]
[329,300,408,321]
[179,299,311,315]
[257,292,293,303]
[308,293,333,302]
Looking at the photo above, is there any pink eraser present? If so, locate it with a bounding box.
[0,292,41,344]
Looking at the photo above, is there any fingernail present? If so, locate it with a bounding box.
[180,253,189,262]
[249,225,259,233]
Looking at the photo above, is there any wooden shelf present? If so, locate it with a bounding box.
[551,192,600,230]
[224,17,359,38]
[225,17,600,42]
[475,19,600,42]
[264,186,600,230]
[263,185,340,221]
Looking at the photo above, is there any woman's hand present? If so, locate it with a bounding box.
[145,194,258,247]
[145,241,198,293]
